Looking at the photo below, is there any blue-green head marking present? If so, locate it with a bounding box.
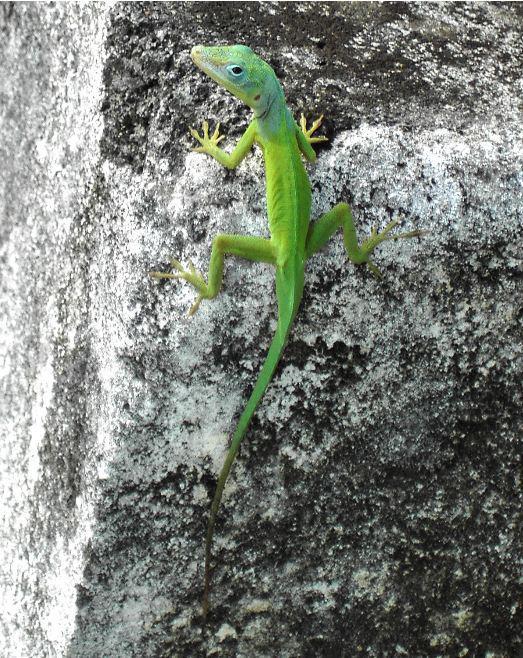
[191,45,283,118]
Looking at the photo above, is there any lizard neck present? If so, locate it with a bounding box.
[255,82,286,141]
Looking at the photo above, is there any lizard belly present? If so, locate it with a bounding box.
[264,141,311,262]
[262,139,310,323]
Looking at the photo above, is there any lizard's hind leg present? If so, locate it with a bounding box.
[150,234,276,315]
[305,202,425,277]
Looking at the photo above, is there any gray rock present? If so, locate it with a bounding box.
[1,2,521,657]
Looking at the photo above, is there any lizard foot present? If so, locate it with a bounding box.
[300,113,329,144]
[189,120,225,155]
[360,221,427,278]
[149,259,209,316]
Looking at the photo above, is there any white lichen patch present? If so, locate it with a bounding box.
[243,598,272,614]
[351,565,390,601]
[216,622,238,642]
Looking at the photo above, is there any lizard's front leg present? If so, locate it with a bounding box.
[189,120,256,169]
[150,234,276,315]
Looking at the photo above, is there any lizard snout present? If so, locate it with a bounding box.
[190,45,203,65]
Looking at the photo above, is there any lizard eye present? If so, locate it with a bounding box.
[227,65,244,76]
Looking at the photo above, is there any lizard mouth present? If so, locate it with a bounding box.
[190,45,225,84]
[190,45,203,66]
[191,45,226,70]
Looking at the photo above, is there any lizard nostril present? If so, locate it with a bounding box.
[191,45,203,63]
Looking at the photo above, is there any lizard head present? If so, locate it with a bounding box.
[191,45,280,118]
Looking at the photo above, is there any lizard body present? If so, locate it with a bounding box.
[150,45,423,617]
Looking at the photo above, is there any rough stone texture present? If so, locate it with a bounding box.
[1,2,522,657]
[0,4,108,657]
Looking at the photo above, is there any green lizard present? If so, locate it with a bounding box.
[150,45,423,617]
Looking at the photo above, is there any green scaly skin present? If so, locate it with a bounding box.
[150,45,424,618]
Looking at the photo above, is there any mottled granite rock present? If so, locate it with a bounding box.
[1,2,521,657]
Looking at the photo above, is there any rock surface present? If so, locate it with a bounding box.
[1,2,521,657]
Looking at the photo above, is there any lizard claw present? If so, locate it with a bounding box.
[152,258,210,315]
[360,220,425,262]
[366,261,383,278]
[170,258,185,272]
[189,120,226,153]
[149,270,179,280]
[189,294,203,316]
[300,113,329,144]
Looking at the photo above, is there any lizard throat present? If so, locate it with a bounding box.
[255,92,277,120]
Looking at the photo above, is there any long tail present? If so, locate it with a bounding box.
[202,310,293,617]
